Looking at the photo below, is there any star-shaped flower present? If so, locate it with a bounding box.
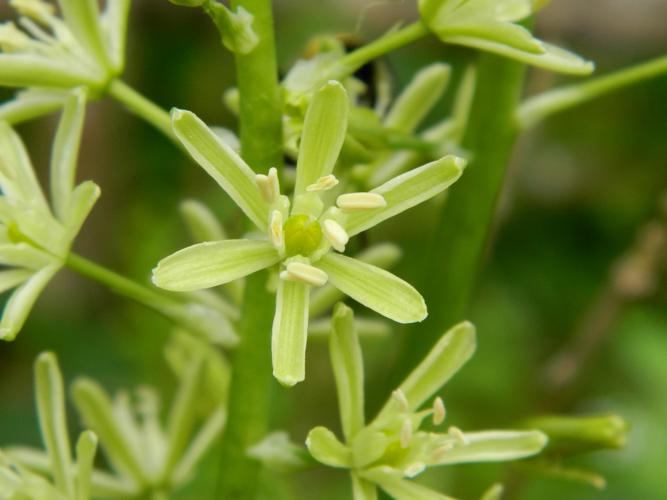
[306,305,548,499]
[0,0,130,120]
[152,80,466,386]
[0,88,99,341]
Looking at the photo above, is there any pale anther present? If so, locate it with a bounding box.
[400,418,412,448]
[404,462,425,478]
[269,210,284,250]
[430,442,454,461]
[322,219,349,252]
[448,426,468,445]
[432,397,446,425]
[391,388,409,412]
[255,167,280,203]
[306,174,339,192]
[282,262,328,287]
[336,192,386,212]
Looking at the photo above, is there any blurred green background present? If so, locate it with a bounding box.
[1,0,666,498]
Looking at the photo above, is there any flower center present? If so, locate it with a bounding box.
[283,215,322,257]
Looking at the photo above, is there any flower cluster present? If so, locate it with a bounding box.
[0,88,99,341]
[0,0,131,123]
[3,333,227,498]
[152,80,466,386]
[305,304,548,499]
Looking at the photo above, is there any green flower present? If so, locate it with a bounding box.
[0,0,131,120]
[6,337,227,498]
[306,305,548,499]
[0,88,99,341]
[152,80,466,386]
[0,353,98,500]
[419,0,594,75]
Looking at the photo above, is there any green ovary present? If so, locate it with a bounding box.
[283,215,322,257]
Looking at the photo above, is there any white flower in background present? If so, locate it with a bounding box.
[152,80,466,386]
[0,88,100,341]
[0,0,131,122]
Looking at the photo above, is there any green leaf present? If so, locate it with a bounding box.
[360,466,455,500]
[272,279,310,386]
[0,264,59,341]
[71,378,147,485]
[50,88,87,220]
[75,431,98,500]
[443,36,594,75]
[316,253,426,323]
[179,199,227,242]
[56,0,111,70]
[430,430,547,465]
[0,89,66,125]
[103,0,132,71]
[345,156,465,236]
[310,243,402,318]
[377,322,476,420]
[329,303,365,440]
[34,352,74,497]
[62,181,101,238]
[384,63,451,134]
[171,109,270,231]
[0,121,49,212]
[305,426,351,468]
[0,55,101,89]
[294,81,348,195]
[0,268,32,294]
[153,239,280,292]
[0,243,56,270]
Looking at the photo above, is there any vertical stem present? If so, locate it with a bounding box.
[217,1,283,498]
[400,52,527,368]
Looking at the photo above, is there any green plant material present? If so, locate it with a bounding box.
[204,2,259,54]
[0,352,99,500]
[523,414,629,455]
[402,51,527,369]
[307,314,548,498]
[247,432,314,472]
[517,54,667,128]
[156,82,465,385]
[0,0,130,92]
[0,89,100,341]
[419,0,593,74]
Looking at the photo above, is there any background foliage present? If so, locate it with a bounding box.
[1,0,665,498]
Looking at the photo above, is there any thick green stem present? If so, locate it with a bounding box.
[217,0,283,498]
[400,52,527,367]
[107,79,175,142]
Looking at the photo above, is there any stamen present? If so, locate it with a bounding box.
[400,418,413,448]
[322,219,349,252]
[306,174,339,192]
[404,462,425,478]
[281,261,328,287]
[269,210,284,251]
[336,192,386,212]
[255,167,280,203]
[430,442,455,461]
[391,388,409,412]
[432,397,446,425]
[448,426,468,445]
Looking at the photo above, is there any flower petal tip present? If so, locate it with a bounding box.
[274,371,303,388]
